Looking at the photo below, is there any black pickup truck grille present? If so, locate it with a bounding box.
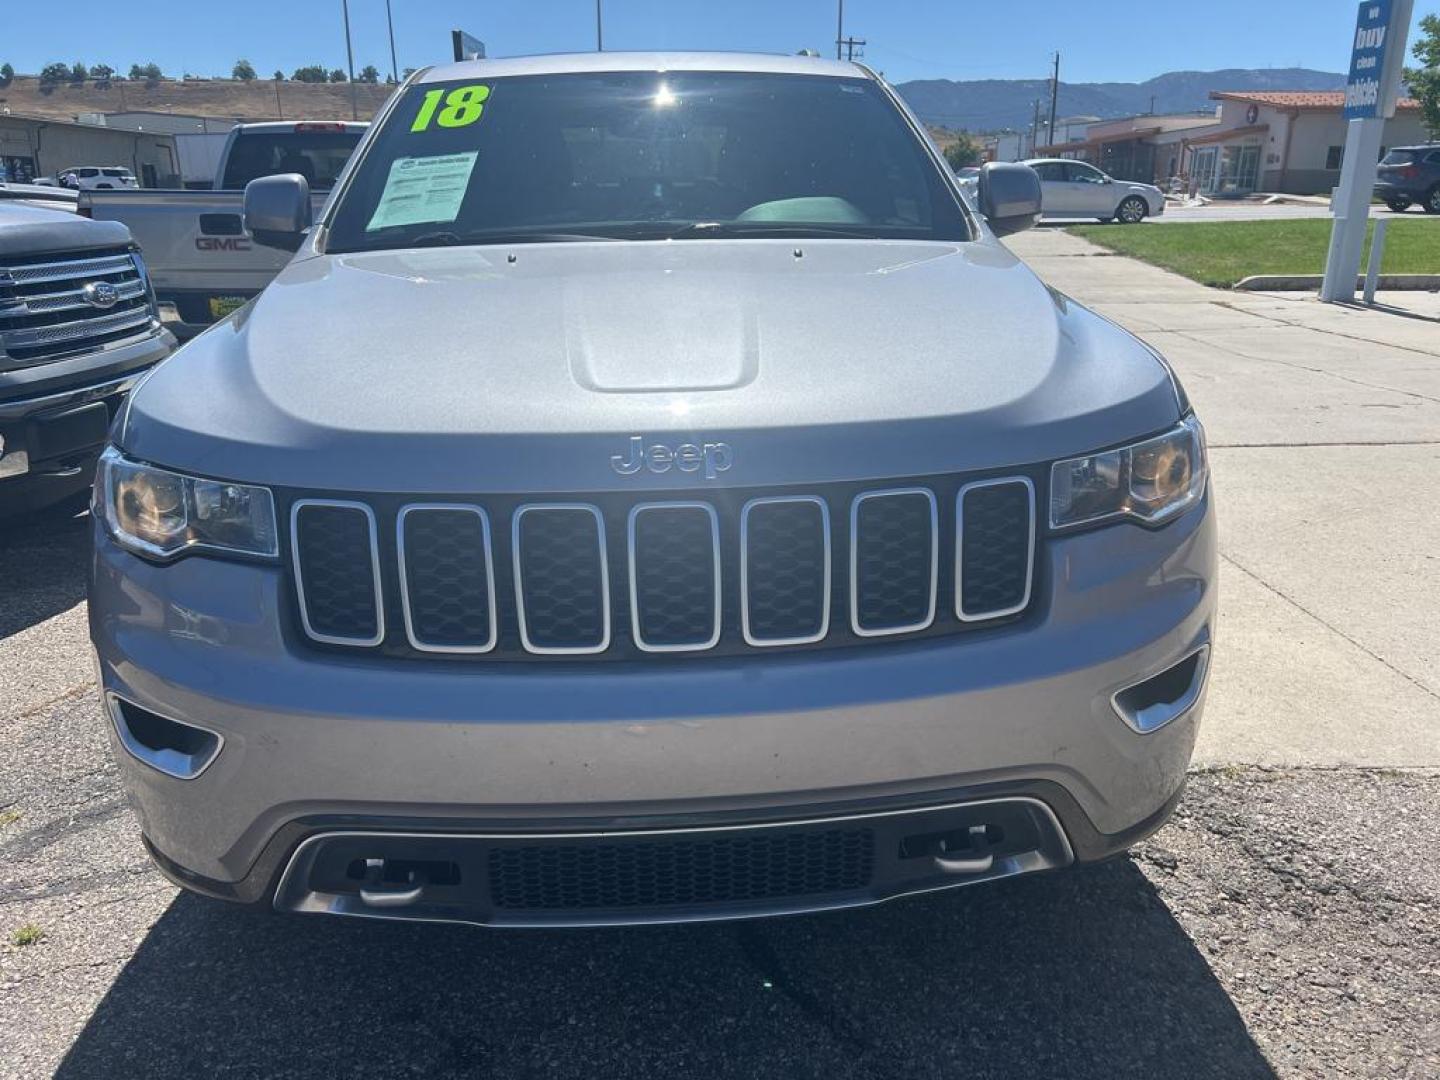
[284,475,1039,661]
[0,248,154,366]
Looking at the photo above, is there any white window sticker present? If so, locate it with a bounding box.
[366,151,478,231]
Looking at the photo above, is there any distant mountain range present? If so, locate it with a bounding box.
[895,68,1348,131]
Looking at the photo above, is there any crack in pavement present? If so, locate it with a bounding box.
[3,683,97,728]
[1212,301,1440,362]
[1210,440,1440,448]
[1169,328,1440,408]
[1219,552,1440,705]
[732,921,878,1064]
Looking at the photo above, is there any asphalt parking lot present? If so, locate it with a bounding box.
[4,234,1439,1078]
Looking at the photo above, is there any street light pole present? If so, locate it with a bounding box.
[386,0,399,84]
[341,0,359,120]
[836,0,844,60]
[596,0,603,51]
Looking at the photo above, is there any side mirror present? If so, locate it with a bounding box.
[243,173,312,252]
[977,162,1042,237]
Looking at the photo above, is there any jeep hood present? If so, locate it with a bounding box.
[121,239,1182,493]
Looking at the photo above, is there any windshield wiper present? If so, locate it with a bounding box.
[408,229,622,248]
[655,221,881,240]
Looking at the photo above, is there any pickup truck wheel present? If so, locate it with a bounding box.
[1385,198,1411,212]
[1425,186,1440,215]
[1116,196,1147,224]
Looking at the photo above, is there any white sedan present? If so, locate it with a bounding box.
[1023,159,1165,223]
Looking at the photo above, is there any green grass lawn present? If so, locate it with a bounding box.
[1065,218,1440,287]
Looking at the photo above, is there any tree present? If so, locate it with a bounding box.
[402,67,417,79]
[943,132,984,171]
[273,70,286,81]
[89,64,115,83]
[39,62,70,87]
[0,63,14,88]
[1407,13,1440,139]
[292,65,328,83]
[384,73,397,85]
[358,64,380,84]
[129,62,162,83]
[69,61,89,83]
[233,58,257,81]
[328,68,348,83]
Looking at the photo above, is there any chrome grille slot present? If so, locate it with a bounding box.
[741,496,831,646]
[291,501,384,646]
[628,503,721,652]
[0,249,152,365]
[513,505,610,655]
[398,505,497,653]
[850,489,938,636]
[957,478,1036,621]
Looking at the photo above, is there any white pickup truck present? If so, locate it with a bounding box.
[78,121,367,338]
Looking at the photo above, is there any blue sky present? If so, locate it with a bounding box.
[3,1,1432,85]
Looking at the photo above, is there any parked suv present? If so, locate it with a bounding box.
[1375,145,1440,213]
[1025,159,1166,223]
[2,200,172,516]
[59,166,141,191]
[90,53,1215,929]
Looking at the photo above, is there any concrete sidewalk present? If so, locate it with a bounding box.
[1007,228,1440,768]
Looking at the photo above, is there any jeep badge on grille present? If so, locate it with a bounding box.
[611,436,733,480]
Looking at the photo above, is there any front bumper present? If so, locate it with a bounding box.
[91,492,1216,922]
[1373,181,1425,201]
[0,331,172,515]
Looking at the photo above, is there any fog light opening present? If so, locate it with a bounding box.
[108,695,223,779]
[1112,645,1210,734]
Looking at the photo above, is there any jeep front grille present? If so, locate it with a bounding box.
[0,249,154,366]
[286,476,1038,660]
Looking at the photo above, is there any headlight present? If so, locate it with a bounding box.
[95,446,278,560]
[1049,416,1207,530]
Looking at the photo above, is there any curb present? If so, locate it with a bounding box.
[1233,274,1440,292]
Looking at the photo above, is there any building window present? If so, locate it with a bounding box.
[1326,145,1344,170]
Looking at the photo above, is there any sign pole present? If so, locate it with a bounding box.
[1320,0,1413,302]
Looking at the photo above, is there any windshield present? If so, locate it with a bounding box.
[221,131,364,190]
[326,70,969,252]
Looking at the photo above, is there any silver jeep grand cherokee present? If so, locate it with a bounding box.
[89,53,1216,928]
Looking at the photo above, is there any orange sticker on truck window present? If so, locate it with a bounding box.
[411,85,491,132]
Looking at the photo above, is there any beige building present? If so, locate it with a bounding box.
[1153,91,1428,195]
[0,113,179,186]
[1040,91,1431,196]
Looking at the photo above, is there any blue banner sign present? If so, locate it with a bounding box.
[1343,0,1394,119]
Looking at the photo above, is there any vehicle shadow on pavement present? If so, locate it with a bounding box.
[55,859,1276,1079]
[0,507,90,640]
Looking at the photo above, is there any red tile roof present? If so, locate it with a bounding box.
[1210,90,1419,111]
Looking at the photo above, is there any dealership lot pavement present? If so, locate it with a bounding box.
[3,232,1439,1078]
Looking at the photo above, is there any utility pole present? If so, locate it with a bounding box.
[596,0,603,51]
[839,37,866,61]
[836,0,844,60]
[385,0,399,84]
[341,0,358,121]
[1031,98,1042,157]
[1047,52,1060,151]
